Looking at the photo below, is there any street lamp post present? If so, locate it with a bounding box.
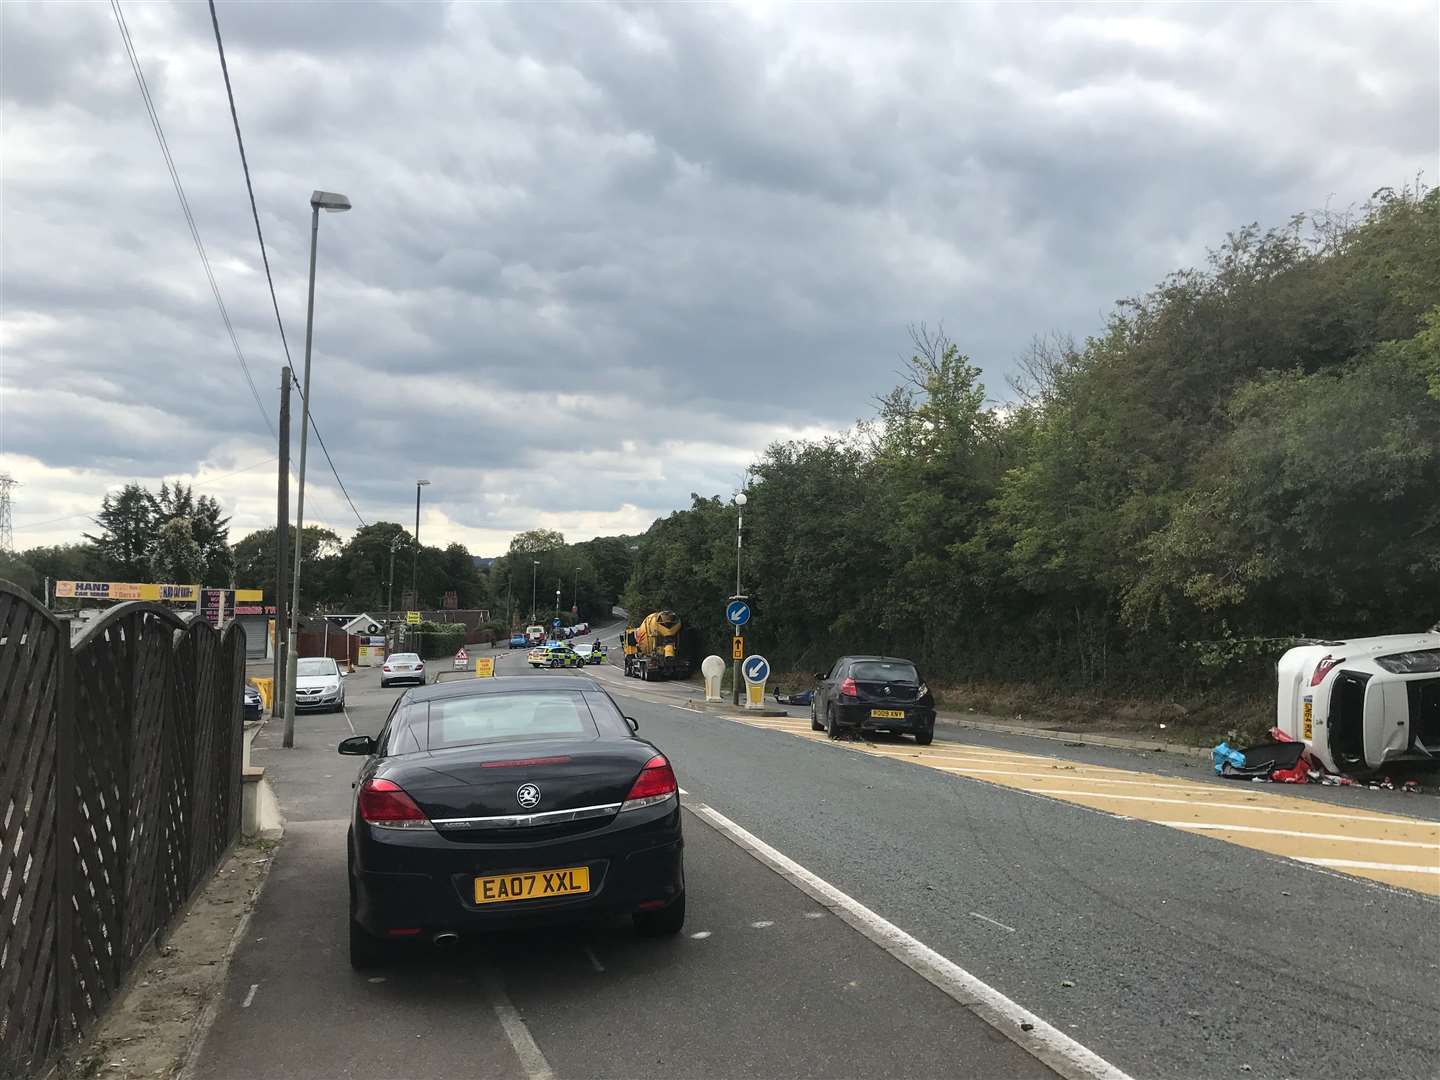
[732,490,747,706]
[530,560,539,622]
[573,566,581,613]
[283,189,351,751]
[411,479,430,608]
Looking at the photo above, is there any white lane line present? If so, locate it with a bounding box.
[341,706,355,735]
[583,946,605,973]
[750,920,775,929]
[668,704,704,714]
[484,973,556,1080]
[690,930,712,939]
[241,983,259,1008]
[1295,857,1440,875]
[969,912,1018,934]
[1155,821,1440,849]
[687,801,1132,1080]
[1022,789,1415,826]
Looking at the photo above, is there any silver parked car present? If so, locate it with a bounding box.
[380,652,426,688]
[294,656,346,712]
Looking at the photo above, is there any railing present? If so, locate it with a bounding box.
[0,581,244,1078]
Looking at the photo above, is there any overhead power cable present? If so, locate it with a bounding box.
[205,0,367,531]
[291,372,368,529]
[108,0,274,438]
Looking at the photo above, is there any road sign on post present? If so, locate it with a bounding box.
[731,636,745,660]
[742,654,770,710]
[725,600,751,626]
[406,611,421,625]
[701,655,726,702]
[473,656,495,678]
[453,646,469,670]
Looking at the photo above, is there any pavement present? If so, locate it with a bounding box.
[196,636,1440,1080]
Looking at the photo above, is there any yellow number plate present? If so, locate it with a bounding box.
[474,866,590,905]
[870,709,905,719]
[1302,700,1313,740]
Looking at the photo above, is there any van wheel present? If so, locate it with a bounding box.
[915,726,934,746]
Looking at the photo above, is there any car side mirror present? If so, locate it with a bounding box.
[814,672,828,681]
[338,735,377,756]
[624,715,639,733]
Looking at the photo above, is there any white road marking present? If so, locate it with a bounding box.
[969,912,1018,934]
[687,801,1133,1080]
[803,911,827,919]
[1025,789,1410,825]
[1294,857,1440,875]
[678,788,689,795]
[583,946,605,973]
[484,973,556,1080]
[241,983,258,1008]
[668,704,704,714]
[750,920,775,928]
[341,706,355,735]
[1155,821,1440,849]
[690,930,712,939]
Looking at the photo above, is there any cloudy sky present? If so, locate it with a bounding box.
[2,1,1435,557]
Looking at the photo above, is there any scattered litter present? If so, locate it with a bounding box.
[1020,1022,1035,1032]
[1402,780,1421,793]
[1240,1066,1252,1073]
[1159,723,1167,730]
[1380,776,1395,790]
[1061,980,1075,988]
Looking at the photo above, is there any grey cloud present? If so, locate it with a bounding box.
[3,0,1435,551]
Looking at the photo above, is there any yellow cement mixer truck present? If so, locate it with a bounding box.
[624,610,689,681]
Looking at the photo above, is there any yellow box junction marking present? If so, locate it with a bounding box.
[730,714,1440,896]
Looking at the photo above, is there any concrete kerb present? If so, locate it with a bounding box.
[935,712,1213,760]
[680,695,1213,759]
[684,698,791,718]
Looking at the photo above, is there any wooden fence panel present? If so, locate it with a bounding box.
[0,584,65,1079]
[0,586,244,1076]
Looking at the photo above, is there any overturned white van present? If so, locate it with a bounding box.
[1276,633,1440,774]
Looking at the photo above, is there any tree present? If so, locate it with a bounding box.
[150,516,205,584]
[85,483,155,579]
[509,529,566,554]
[0,552,40,595]
[231,525,342,603]
[154,482,232,584]
[19,543,104,585]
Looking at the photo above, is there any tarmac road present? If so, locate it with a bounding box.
[200,646,1439,1080]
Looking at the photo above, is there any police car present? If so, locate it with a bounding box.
[527,642,587,669]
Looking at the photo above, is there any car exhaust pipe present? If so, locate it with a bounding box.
[432,931,460,949]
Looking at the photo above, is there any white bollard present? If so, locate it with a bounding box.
[701,655,726,703]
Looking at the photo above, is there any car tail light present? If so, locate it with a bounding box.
[382,665,392,672]
[1310,655,1345,686]
[358,778,431,829]
[620,754,677,812]
[839,677,858,698]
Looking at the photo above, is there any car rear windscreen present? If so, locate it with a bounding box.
[851,661,919,682]
[389,653,420,662]
[427,692,597,749]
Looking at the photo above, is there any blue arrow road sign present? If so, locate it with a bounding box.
[726,600,751,627]
[743,654,770,684]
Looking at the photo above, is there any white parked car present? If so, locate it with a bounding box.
[1276,633,1440,773]
[380,652,426,688]
[293,656,347,712]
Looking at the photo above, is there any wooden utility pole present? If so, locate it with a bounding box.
[273,366,291,716]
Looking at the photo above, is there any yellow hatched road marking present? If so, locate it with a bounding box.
[727,714,1440,896]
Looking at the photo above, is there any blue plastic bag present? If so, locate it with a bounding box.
[1212,741,1246,774]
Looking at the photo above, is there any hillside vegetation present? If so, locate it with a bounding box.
[625,185,1440,716]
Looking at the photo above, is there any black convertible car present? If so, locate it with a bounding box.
[340,675,685,968]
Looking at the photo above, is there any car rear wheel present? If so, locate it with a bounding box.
[633,891,686,937]
[811,701,823,731]
[915,725,934,746]
[825,707,836,738]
